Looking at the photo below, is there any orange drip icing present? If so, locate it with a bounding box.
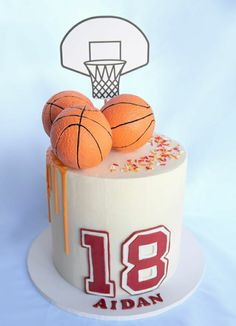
[58,165,69,255]
[46,148,69,255]
[46,153,52,222]
[53,165,59,215]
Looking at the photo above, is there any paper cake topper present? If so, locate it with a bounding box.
[60,16,149,99]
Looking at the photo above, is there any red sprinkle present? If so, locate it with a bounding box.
[109,135,183,173]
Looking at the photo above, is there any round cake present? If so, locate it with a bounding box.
[46,134,187,297]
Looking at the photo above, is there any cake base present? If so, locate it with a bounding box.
[27,227,205,320]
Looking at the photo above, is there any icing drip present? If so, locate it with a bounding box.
[46,153,52,222]
[46,149,69,255]
[53,165,59,215]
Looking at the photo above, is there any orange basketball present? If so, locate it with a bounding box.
[50,106,112,169]
[42,90,93,136]
[101,94,155,151]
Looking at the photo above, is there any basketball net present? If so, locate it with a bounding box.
[85,60,126,99]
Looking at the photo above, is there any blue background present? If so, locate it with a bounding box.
[0,0,236,325]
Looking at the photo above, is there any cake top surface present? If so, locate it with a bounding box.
[48,134,186,179]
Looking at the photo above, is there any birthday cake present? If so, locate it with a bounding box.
[41,16,187,304]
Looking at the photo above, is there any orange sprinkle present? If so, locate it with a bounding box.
[109,135,183,174]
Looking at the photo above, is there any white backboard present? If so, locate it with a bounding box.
[60,16,149,76]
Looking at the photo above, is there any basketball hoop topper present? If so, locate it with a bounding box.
[60,16,149,99]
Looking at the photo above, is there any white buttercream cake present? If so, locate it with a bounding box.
[46,134,187,297]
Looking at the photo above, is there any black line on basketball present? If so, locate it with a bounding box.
[52,95,90,105]
[49,103,54,124]
[53,114,112,137]
[47,102,65,119]
[111,113,153,130]
[70,105,98,111]
[76,108,86,169]
[113,120,155,149]
[102,101,150,113]
[49,94,90,124]
[53,114,82,124]
[47,103,65,111]
[55,123,79,155]
[80,125,103,161]
[49,97,68,124]
[47,92,80,124]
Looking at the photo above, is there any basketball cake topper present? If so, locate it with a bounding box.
[60,16,149,99]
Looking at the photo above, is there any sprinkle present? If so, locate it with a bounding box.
[109,163,119,172]
[109,135,184,173]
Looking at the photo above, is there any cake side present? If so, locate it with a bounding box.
[46,134,187,297]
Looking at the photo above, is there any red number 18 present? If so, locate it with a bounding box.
[81,226,170,296]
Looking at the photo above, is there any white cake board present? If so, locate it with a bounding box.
[27,227,205,320]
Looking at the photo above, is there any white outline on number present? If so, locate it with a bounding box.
[81,229,115,297]
[121,226,170,295]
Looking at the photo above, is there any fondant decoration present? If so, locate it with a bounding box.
[81,226,171,297]
[121,226,170,295]
[50,106,112,169]
[42,90,93,136]
[46,150,69,255]
[93,293,163,310]
[101,94,155,151]
[28,227,205,319]
[109,135,183,173]
[81,229,115,297]
[48,135,186,295]
[60,16,149,99]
